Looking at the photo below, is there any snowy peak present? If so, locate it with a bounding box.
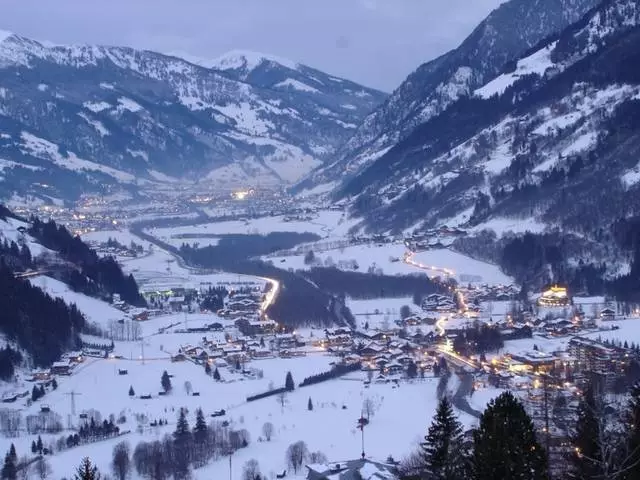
[210,50,299,74]
[0,30,13,43]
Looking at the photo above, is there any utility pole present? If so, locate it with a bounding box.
[357,413,368,459]
[65,390,82,417]
[140,338,145,365]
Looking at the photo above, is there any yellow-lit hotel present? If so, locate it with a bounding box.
[537,285,571,307]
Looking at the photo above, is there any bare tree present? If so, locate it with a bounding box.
[309,451,328,464]
[183,381,193,396]
[242,459,261,480]
[34,457,52,480]
[277,391,287,411]
[17,456,31,480]
[112,441,131,480]
[363,397,376,420]
[286,440,309,474]
[262,422,274,441]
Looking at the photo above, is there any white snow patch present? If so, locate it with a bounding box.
[341,103,357,110]
[471,216,546,235]
[126,149,149,162]
[412,249,514,285]
[475,42,557,99]
[20,131,135,182]
[0,30,12,43]
[117,97,143,113]
[83,101,111,113]
[215,102,274,136]
[77,112,109,137]
[148,170,180,183]
[99,82,114,90]
[483,142,512,174]
[562,131,598,156]
[273,78,320,93]
[37,83,48,92]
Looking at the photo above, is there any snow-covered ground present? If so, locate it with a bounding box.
[146,210,358,245]
[267,243,417,276]
[3,307,460,480]
[28,276,127,329]
[411,249,514,285]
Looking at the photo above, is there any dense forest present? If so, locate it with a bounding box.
[0,263,85,373]
[302,267,447,300]
[28,217,145,306]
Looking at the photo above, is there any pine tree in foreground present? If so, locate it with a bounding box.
[569,387,604,480]
[623,383,640,479]
[308,397,313,411]
[472,391,546,480]
[73,457,101,480]
[1,447,17,480]
[421,397,468,480]
[173,408,192,479]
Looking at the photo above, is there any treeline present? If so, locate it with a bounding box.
[0,263,85,369]
[451,325,505,357]
[0,237,32,272]
[133,408,250,479]
[28,217,145,306]
[247,387,288,402]
[302,267,447,300]
[299,363,362,387]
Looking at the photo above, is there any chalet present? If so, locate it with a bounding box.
[251,348,274,359]
[62,351,84,363]
[600,308,616,321]
[50,361,72,375]
[386,361,404,375]
[30,370,51,382]
[168,296,186,312]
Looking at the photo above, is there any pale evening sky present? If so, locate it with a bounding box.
[0,0,507,91]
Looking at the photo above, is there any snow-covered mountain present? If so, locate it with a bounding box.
[339,0,640,277]
[0,35,386,202]
[295,0,600,195]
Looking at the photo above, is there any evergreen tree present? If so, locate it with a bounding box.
[1,450,16,480]
[173,408,192,480]
[30,441,37,454]
[161,370,172,392]
[7,445,15,465]
[73,457,100,480]
[285,371,295,391]
[128,385,135,397]
[213,367,221,381]
[472,392,546,480]
[308,397,313,411]
[236,358,241,370]
[36,436,43,454]
[194,408,207,444]
[569,387,609,479]
[421,397,467,480]
[407,361,418,379]
[205,362,211,376]
[623,383,640,479]
[51,378,57,390]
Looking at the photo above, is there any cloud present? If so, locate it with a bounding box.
[0,0,506,90]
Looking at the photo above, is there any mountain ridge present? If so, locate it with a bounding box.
[0,32,386,203]
[294,0,601,196]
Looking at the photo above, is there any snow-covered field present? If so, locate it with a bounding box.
[267,243,418,276]
[411,249,513,285]
[28,276,127,328]
[3,308,459,479]
[146,210,358,245]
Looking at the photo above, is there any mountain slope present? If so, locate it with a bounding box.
[297,0,600,194]
[0,36,386,202]
[341,0,640,278]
